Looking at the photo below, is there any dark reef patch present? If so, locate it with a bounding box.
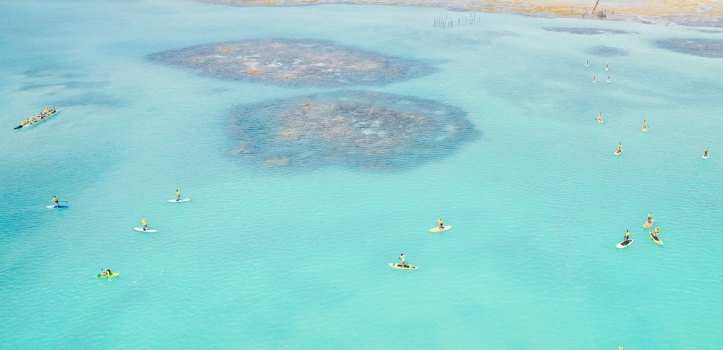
[544,27,635,35]
[227,91,478,171]
[149,39,434,87]
[656,38,723,58]
[586,46,629,57]
[51,92,126,108]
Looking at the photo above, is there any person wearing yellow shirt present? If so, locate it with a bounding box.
[175,189,181,201]
[141,218,148,231]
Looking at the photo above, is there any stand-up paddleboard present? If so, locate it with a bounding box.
[643,219,654,229]
[616,239,634,249]
[649,232,663,246]
[429,225,452,233]
[614,150,622,156]
[388,263,416,270]
[46,205,69,209]
[642,127,648,132]
[702,155,709,160]
[97,272,120,279]
[133,227,158,233]
[166,198,191,203]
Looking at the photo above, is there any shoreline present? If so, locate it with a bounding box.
[200,0,723,27]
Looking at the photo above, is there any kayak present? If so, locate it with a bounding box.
[389,263,416,270]
[614,150,622,156]
[166,198,191,203]
[14,109,58,130]
[616,239,634,249]
[46,205,69,209]
[643,219,655,229]
[97,272,120,279]
[429,225,452,233]
[133,227,158,233]
[649,232,664,246]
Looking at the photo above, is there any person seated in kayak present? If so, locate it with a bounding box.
[624,229,630,242]
[438,218,444,230]
[101,268,113,277]
[52,196,59,207]
[141,218,148,231]
[399,253,407,268]
[175,189,181,201]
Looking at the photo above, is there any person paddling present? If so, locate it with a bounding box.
[438,218,445,230]
[624,229,630,242]
[175,189,182,201]
[399,253,407,268]
[52,196,59,208]
[141,218,149,231]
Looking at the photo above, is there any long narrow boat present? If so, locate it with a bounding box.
[14,108,58,130]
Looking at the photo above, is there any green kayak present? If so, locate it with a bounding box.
[96,272,120,279]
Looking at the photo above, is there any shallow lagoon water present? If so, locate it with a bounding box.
[1,0,722,348]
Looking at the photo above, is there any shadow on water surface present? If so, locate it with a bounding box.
[544,27,636,35]
[586,46,629,57]
[656,38,723,58]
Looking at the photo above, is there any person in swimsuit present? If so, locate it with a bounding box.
[399,253,407,268]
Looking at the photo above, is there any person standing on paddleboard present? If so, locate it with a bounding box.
[141,218,148,231]
[175,189,181,201]
[399,253,407,268]
[438,218,444,230]
[624,229,630,242]
[52,196,59,208]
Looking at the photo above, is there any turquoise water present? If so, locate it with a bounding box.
[2,0,722,348]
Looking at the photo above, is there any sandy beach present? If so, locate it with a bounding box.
[202,0,723,26]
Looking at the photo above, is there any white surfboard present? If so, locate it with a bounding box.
[166,198,191,203]
[133,227,158,233]
[702,155,709,160]
[616,239,634,249]
[388,263,416,270]
[429,225,452,233]
[46,205,68,209]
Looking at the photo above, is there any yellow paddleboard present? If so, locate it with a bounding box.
[643,219,654,229]
[650,232,663,246]
[429,225,452,233]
